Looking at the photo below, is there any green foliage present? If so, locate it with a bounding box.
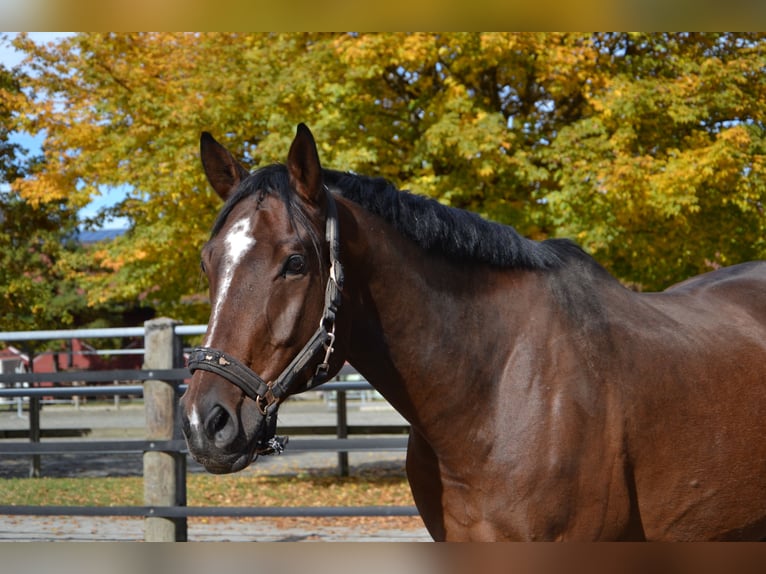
[5,31,766,328]
[0,186,85,330]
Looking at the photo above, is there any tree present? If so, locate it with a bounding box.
[0,63,24,183]
[0,48,150,333]
[0,189,82,331]
[544,33,766,288]
[7,32,766,328]
[0,61,84,330]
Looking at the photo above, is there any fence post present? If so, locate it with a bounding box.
[28,397,40,478]
[336,390,349,477]
[143,318,187,542]
[26,346,40,478]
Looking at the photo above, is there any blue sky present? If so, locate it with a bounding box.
[1,32,129,229]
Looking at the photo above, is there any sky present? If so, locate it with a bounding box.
[1,32,130,229]
[0,32,64,66]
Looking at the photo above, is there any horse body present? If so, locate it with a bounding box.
[617,264,766,540]
[336,197,766,540]
[181,124,766,541]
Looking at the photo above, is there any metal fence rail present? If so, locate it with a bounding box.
[0,378,375,395]
[0,437,408,455]
[0,505,419,518]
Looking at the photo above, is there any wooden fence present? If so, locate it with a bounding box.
[0,318,416,541]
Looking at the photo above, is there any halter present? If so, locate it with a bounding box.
[187,187,344,453]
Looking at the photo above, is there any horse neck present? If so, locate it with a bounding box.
[335,198,540,431]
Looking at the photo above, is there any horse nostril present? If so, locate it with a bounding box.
[204,404,236,445]
[205,404,227,436]
[181,414,191,438]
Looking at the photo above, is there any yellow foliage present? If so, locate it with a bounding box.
[5,31,766,314]
[12,172,74,206]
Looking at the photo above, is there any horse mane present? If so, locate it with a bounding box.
[324,169,582,270]
[212,163,586,271]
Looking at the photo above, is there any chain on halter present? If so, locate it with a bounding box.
[187,186,343,453]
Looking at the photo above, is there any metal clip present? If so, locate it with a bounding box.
[315,330,336,377]
[257,435,289,456]
[330,260,339,283]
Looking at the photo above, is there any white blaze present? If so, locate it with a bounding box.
[188,406,202,431]
[204,216,255,346]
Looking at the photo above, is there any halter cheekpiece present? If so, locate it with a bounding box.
[187,186,343,454]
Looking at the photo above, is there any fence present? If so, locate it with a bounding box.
[0,318,417,541]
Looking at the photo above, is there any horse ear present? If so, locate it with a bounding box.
[200,132,250,201]
[287,123,324,207]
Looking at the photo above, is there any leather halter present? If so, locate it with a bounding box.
[187,187,344,430]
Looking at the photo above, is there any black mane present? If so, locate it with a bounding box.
[324,169,579,270]
[212,163,583,271]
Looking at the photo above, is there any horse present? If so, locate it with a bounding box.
[180,123,766,541]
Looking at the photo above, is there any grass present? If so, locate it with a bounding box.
[0,471,415,508]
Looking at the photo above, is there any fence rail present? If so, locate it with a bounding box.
[0,320,417,541]
[0,378,375,395]
[0,505,419,518]
[0,436,409,455]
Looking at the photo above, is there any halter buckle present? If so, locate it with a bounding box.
[255,384,277,416]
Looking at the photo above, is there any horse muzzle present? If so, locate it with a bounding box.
[179,382,273,474]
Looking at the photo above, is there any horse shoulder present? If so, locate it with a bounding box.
[431,284,637,540]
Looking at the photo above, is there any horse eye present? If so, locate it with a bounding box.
[200,260,207,274]
[283,254,307,276]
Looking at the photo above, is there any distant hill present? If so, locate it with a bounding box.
[76,228,127,244]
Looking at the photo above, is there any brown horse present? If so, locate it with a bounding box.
[180,123,766,541]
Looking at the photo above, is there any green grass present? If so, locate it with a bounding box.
[0,476,142,506]
[0,472,415,508]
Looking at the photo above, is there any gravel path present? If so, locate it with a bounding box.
[0,515,430,542]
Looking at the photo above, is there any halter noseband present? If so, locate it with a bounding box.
[187,187,343,452]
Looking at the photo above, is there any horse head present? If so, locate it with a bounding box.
[180,124,345,473]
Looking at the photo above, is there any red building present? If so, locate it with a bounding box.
[0,338,143,386]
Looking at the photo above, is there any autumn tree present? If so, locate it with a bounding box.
[7,32,766,327]
[0,61,85,330]
[0,65,23,184]
[545,33,766,288]
[0,52,148,333]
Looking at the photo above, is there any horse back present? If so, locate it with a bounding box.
[618,260,766,539]
[665,261,766,305]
